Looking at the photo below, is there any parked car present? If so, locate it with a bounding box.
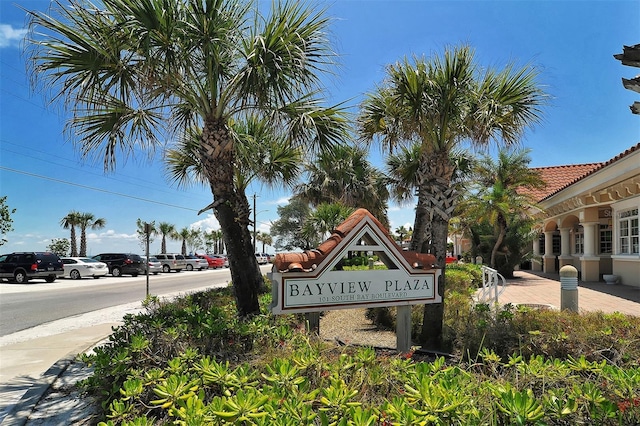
[196,254,225,269]
[155,253,186,273]
[61,257,109,280]
[92,253,145,277]
[0,252,64,283]
[184,255,208,271]
[141,255,162,275]
[212,254,229,268]
[255,253,268,265]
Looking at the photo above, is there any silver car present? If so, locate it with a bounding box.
[142,256,162,275]
[155,253,186,273]
[184,255,208,271]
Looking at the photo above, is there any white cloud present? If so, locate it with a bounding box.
[189,214,220,232]
[0,24,27,48]
[105,230,137,239]
[267,196,291,206]
[257,222,271,234]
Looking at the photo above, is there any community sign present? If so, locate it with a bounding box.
[269,209,442,314]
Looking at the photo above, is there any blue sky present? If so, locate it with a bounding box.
[1,0,639,256]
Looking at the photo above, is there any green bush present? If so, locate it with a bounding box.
[81,267,640,425]
[342,255,377,267]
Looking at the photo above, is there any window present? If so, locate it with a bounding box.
[574,229,584,254]
[618,208,639,254]
[599,224,612,254]
[552,233,561,255]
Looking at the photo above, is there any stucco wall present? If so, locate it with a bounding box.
[612,258,640,288]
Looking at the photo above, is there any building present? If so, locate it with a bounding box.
[527,143,640,287]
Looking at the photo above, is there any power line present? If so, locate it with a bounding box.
[0,140,204,203]
[0,166,201,212]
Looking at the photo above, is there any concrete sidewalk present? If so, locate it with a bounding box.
[0,271,638,425]
[0,325,118,425]
[0,300,144,425]
[495,270,639,316]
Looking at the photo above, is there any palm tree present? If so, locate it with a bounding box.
[358,45,546,348]
[26,0,349,317]
[303,203,355,242]
[60,211,81,257]
[463,148,544,269]
[256,232,273,253]
[157,222,176,254]
[166,116,303,257]
[77,212,106,256]
[208,229,225,254]
[177,228,191,256]
[394,225,411,246]
[175,227,202,255]
[296,144,390,226]
[387,144,475,252]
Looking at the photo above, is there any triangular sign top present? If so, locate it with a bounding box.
[269,209,441,314]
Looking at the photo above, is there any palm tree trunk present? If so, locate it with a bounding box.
[80,227,87,257]
[490,214,507,268]
[410,200,431,252]
[70,226,78,257]
[420,216,448,350]
[201,117,262,317]
[409,156,432,252]
[416,152,458,351]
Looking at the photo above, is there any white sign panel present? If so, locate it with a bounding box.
[270,269,441,314]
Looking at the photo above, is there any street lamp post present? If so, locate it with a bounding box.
[252,193,270,253]
[253,193,257,252]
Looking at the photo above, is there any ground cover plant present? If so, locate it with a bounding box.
[81,270,640,425]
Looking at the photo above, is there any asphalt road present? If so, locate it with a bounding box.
[0,266,271,337]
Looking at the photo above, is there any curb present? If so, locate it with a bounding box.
[0,355,75,426]
[0,335,109,426]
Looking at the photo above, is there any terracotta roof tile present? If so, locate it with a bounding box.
[273,208,436,272]
[521,163,603,202]
[522,142,640,202]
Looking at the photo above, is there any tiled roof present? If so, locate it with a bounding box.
[273,208,436,272]
[522,163,603,202]
[523,142,640,202]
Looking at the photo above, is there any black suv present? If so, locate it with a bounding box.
[0,252,64,283]
[92,253,145,277]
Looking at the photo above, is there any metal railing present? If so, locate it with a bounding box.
[476,266,507,304]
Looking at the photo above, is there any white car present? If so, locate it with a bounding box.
[255,253,268,265]
[61,257,109,280]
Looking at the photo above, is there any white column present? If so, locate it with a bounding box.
[559,227,574,268]
[560,227,571,257]
[582,222,598,257]
[532,235,542,271]
[580,221,601,282]
[544,231,554,256]
[543,230,556,273]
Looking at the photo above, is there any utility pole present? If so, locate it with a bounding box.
[253,193,257,252]
[144,222,152,297]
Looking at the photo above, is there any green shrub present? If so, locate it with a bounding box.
[342,255,379,268]
[83,269,640,425]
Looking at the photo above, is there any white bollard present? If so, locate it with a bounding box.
[560,265,578,312]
